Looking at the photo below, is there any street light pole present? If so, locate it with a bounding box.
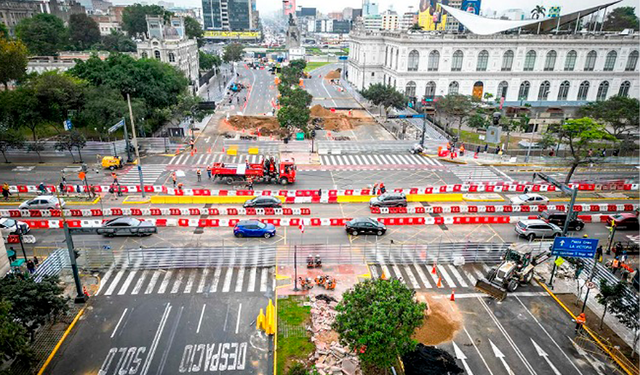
[420,110,427,147]
[127,93,146,198]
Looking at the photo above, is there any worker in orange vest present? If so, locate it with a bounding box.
[459,144,466,156]
[206,166,212,180]
[575,313,586,332]
[171,172,177,187]
[196,168,202,182]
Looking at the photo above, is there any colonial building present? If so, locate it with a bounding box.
[136,16,200,92]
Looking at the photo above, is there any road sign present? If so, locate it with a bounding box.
[551,237,599,258]
[586,281,596,289]
[338,56,348,60]
[63,119,73,131]
[554,257,565,267]
[108,119,125,133]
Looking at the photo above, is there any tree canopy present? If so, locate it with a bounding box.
[68,14,101,50]
[0,37,28,89]
[359,83,407,110]
[122,4,171,37]
[0,300,31,368]
[97,31,137,53]
[333,278,426,371]
[199,51,222,71]
[559,117,616,183]
[223,43,245,62]
[436,94,474,132]
[276,60,311,134]
[602,7,639,31]
[577,95,640,138]
[15,13,67,56]
[184,16,204,46]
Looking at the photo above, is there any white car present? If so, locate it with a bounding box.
[0,218,30,237]
[509,193,549,205]
[18,196,65,210]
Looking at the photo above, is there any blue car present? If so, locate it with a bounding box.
[234,220,276,238]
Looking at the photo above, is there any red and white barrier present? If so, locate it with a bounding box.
[0,207,312,218]
[371,203,638,215]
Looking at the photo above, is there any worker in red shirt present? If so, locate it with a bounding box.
[206,166,212,180]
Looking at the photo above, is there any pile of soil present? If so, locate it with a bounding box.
[412,294,462,345]
[222,116,289,137]
[324,70,341,79]
[310,104,334,117]
[402,344,464,375]
[310,105,355,132]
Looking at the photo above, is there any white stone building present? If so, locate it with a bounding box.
[347,31,639,106]
[137,16,200,92]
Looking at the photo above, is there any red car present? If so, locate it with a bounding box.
[607,213,639,230]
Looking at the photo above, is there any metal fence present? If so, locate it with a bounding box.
[32,248,70,282]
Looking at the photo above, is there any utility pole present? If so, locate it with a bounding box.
[122,117,133,163]
[420,110,427,147]
[127,93,146,198]
[55,186,86,303]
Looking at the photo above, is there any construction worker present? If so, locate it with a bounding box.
[171,172,177,188]
[196,168,202,182]
[575,313,586,333]
[177,182,184,191]
[206,166,212,180]
[459,144,465,156]
[325,277,336,290]
[189,139,195,150]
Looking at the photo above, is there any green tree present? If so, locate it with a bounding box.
[530,5,546,19]
[467,113,489,132]
[4,86,43,141]
[15,14,68,56]
[183,16,203,46]
[121,4,170,37]
[68,14,100,50]
[0,23,8,39]
[559,117,617,183]
[54,129,86,162]
[29,71,86,129]
[0,37,28,89]
[359,83,407,110]
[499,114,530,151]
[99,31,137,52]
[27,138,46,163]
[223,43,244,62]
[602,7,640,31]
[595,280,626,330]
[0,129,25,163]
[77,86,143,135]
[279,87,312,109]
[0,275,69,341]
[199,50,221,71]
[409,23,423,31]
[610,292,639,354]
[288,59,307,72]
[0,299,31,367]
[537,131,557,150]
[277,104,310,132]
[332,278,426,372]
[577,96,640,139]
[435,94,473,133]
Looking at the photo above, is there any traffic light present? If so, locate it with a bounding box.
[311,129,316,138]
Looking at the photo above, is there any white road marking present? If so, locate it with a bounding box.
[141,303,172,375]
[493,166,514,182]
[447,265,469,288]
[489,340,516,375]
[381,265,391,280]
[452,341,474,375]
[145,270,161,294]
[131,270,148,295]
[170,270,183,293]
[235,303,242,334]
[196,304,206,334]
[118,270,137,295]
[247,267,257,292]
[531,339,562,375]
[392,265,406,284]
[447,302,494,375]
[104,270,125,296]
[183,270,196,293]
[437,265,456,288]
[157,270,173,294]
[222,267,234,293]
[210,267,222,292]
[260,268,268,292]
[404,265,421,289]
[463,269,477,286]
[111,308,128,338]
[197,268,209,293]
[96,268,114,296]
[235,267,245,292]
[370,266,379,279]
[414,264,432,288]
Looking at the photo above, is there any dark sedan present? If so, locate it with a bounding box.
[99,217,157,237]
[345,217,387,236]
[243,196,282,208]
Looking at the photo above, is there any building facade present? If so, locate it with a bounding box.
[0,0,41,35]
[362,0,377,16]
[347,31,639,106]
[202,0,256,31]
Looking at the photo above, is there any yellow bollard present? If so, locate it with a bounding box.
[265,299,276,335]
[256,308,265,331]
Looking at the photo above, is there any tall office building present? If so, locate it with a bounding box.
[362,0,378,16]
[202,0,256,30]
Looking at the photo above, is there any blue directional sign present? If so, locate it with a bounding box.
[338,56,348,60]
[551,237,599,258]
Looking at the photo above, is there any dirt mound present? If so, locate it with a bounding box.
[412,294,462,345]
[324,70,341,79]
[223,116,288,137]
[310,104,334,117]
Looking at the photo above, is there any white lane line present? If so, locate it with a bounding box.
[157,270,173,294]
[247,267,257,292]
[184,270,196,293]
[463,269,477,286]
[210,267,222,292]
[493,166,514,182]
[404,265,421,289]
[96,268,114,296]
[392,265,406,284]
[145,270,161,294]
[414,264,432,288]
[473,267,486,280]
[104,270,125,296]
[196,154,205,165]
[197,268,209,293]
[196,304,206,334]
[437,265,456,288]
[140,303,172,375]
[131,270,148,295]
[170,270,184,293]
[260,268,268,292]
[111,308,128,338]
[222,268,234,293]
[174,153,186,165]
[118,270,138,295]
[447,265,469,288]
[235,303,243,334]
[168,155,177,164]
[235,267,245,292]
[372,154,385,165]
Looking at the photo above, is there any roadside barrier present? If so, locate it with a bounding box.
[371,203,638,215]
[0,207,313,218]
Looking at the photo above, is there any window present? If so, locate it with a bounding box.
[384,46,388,66]
[501,50,514,71]
[408,50,419,71]
[428,50,439,71]
[604,51,617,71]
[154,50,161,60]
[518,81,530,100]
[425,81,436,100]
[497,81,508,99]
[448,81,459,95]
[451,50,463,71]
[558,81,570,100]
[544,51,557,71]
[626,50,639,71]
[564,50,577,71]
[577,81,590,100]
[476,50,489,71]
[405,81,417,98]
[395,50,399,69]
[596,81,609,101]
[141,52,148,58]
[619,81,631,97]
[524,50,536,71]
[168,53,175,62]
[537,81,550,100]
[584,51,597,71]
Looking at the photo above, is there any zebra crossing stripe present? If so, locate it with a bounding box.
[96,268,114,296]
[170,270,184,293]
[131,270,148,295]
[183,270,197,293]
[481,264,491,273]
[235,268,245,292]
[414,264,432,288]
[428,265,442,288]
[464,270,477,286]
[369,266,379,279]
[210,267,222,292]
[145,271,162,294]
[473,268,486,280]
[260,268,268,292]
[247,267,257,292]
[118,270,137,295]
[222,268,234,293]
[446,265,469,288]
[158,270,173,294]
[404,265,421,289]
[392,265,405,284]
[104,270,126,296]
[197,268,209,293]
[437,265,456,288]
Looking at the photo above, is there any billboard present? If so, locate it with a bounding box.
[204,31,261,39]
[418,0,449,31]
[461,0,481,15]
[548,6,562,17]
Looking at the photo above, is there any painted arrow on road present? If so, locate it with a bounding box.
[569,337,606,374]
[452,341,474,375]
[531,339,562,375]
[489,340,515,375]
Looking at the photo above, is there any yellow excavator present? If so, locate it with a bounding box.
[475,247,551,301]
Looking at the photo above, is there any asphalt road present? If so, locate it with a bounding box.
[303,63,360,109]
[241,65,277,116]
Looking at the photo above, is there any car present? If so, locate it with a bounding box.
[345,217,387,236]
[19,196,65,210]
[606,213,639,230]
[509,193,549,205]
[369,192,407,208]
[234,220,276,238]
[100,217,156,237]
[538,211,584,231]
[514,219,562,241]
[243,196,282,208]
[0,218,30,236]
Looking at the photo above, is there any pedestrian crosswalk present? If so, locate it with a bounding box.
[448,165,510,183]
[117,164,167,185]
[320,154,443,167]
[96,266,274,297]
[168,153,265,166]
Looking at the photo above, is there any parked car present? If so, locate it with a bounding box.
[509,193,549,205]
[514,219,562,241]
[606,213,639,230]
[369,192,407,208]
[345,217,387,236]
[19,196,65,210]
[243,196,282,208]
[234,220,276,238]
[0,218,30,236]
[99,217,156,237]
[538,211,585,231]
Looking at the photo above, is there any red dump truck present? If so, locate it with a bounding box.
[211,159,297,185]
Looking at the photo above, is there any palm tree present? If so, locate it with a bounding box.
[531,5,546,19]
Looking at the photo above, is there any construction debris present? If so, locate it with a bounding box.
[307,295,362,375]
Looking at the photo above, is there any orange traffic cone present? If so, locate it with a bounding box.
[190,149,195,157]
[207,147,212,154]
[83,285,90,297]
[431,263,437,274]
[474,152,478,159]
[175,147,181,154]
[380,271,387,280]
[222,147,225,153]
[436,277,442,288]
[450,290,455,301]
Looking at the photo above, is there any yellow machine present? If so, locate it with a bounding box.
[101,156,123,170]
